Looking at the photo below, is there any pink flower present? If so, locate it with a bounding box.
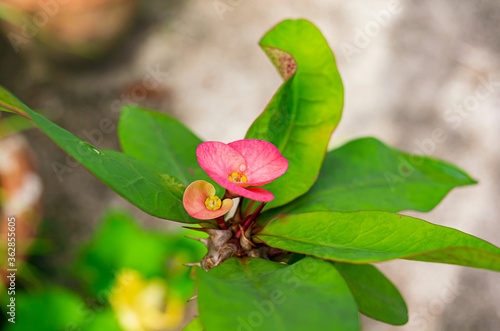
[183,180,234,220]
[196,139,288,202]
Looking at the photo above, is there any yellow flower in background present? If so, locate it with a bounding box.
[109,269,185,331]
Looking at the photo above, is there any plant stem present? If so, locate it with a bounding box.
[236,202,265,238]
[223,189,239,200]
[215,216,228,230]
[243,199,255,218]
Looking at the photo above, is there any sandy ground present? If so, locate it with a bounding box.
[1,0,499,330]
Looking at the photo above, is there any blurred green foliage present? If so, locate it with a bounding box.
[1,209,204,331]
[75,209,205,299]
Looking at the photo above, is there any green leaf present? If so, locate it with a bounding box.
[183,317,204,331]
[263,137,476,222]
[75,209,204,299]
[245,19,343,210]
[82,309,124,331]
[118,106,211,186]
[287,253,305,265]
[3,287,124,331]
[333,262,408,325]
[3,287,87,331]
[256,211,500,271]
[0,86,197,223]
[196,257,359,331]
[0,86,29,117]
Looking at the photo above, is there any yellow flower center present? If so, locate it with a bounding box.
[205,196,222,210]
[228,172,248,183]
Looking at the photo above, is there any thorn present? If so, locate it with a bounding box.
[184,262,201,267]
[186,236,209,245]
[244,223,253,239]
[242,234,255,248]
[239,224,256,251]
[182,226,208,232]
[187,295,198,302]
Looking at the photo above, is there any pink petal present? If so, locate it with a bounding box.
[198,170,274,202]
[191,199,233,220]
[228,139,288,185]
[225,181,275,202]
[245,187,275,202]
[197,141,247,180]
[183,180,234,220]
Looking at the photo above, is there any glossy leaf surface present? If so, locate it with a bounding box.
[119,106,213,186]
[263,137,476,222]
[0,87,197,222]
[246,19,344,210]
[333,262,408,325]
[197,257,359,331]
[257,211,500,271]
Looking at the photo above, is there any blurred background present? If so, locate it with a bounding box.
[0,0,499,330]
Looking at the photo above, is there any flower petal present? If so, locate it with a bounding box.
[245,187,275,202]
[198,170,274,202]
[225,182,275,202]
[228,139,288,186]
[183,180,234,220]
[197,141,247,181]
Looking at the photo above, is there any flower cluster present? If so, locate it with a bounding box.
[182,139,288,223]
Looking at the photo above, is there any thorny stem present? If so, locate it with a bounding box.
[236,202,265,238]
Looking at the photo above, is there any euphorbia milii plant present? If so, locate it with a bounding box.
[1,19,500,331]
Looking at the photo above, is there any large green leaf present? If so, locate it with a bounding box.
[256,211,500,271]
[245,19,343,210]
[197,257,359,331]
[0,86,197,223]
[333,262,408,325]
[118,106,213,186]
[262,137,476,223]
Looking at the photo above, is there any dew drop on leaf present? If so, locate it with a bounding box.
[78,141,104,156]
